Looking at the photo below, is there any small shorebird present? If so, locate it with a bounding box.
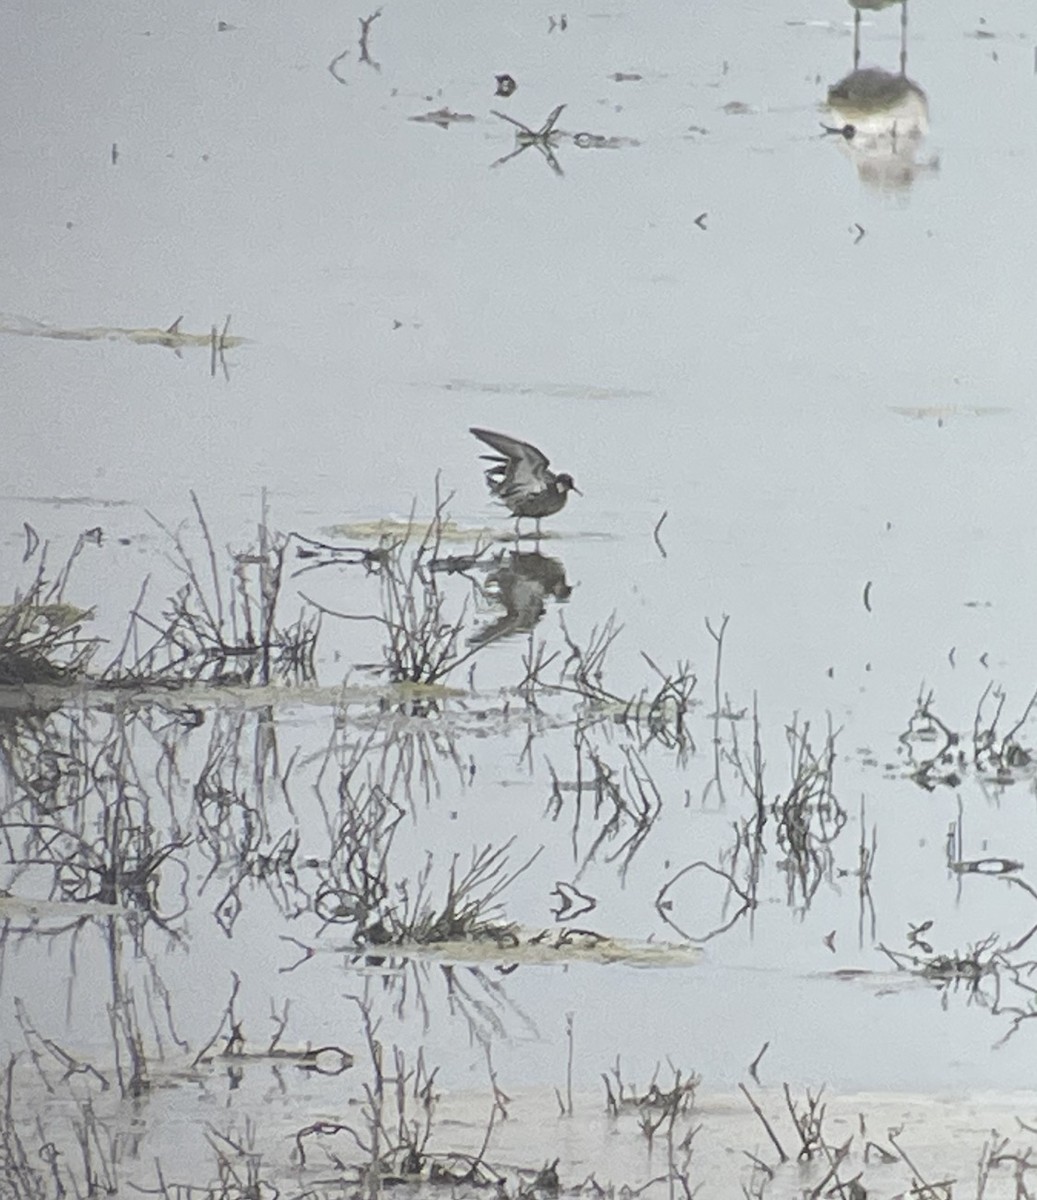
[470,427,580,537]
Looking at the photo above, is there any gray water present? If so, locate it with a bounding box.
[4,0,1037,1195]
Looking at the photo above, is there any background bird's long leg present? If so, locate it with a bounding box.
[900,0,908,76]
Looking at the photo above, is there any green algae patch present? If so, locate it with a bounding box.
[0,677,464,714]
[353,929,701,968]
[327,517,500,542]
[327,517,588,543]
[0,313,248,350]
[0,894,125,922]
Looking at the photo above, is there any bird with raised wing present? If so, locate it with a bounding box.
[469,427,580,537]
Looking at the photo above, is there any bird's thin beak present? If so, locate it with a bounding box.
[572,484,583,496]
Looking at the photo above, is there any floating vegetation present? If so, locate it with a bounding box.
[408,107,476,128]
[572,130,640,150]
[438,379,653,401]
[0,312,246,350]
[331,929,700,968]
[327,516,498,543]
[0,313,245,376]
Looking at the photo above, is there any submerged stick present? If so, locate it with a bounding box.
[653,510,668,558]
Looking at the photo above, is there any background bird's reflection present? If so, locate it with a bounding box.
[826,0,938,192]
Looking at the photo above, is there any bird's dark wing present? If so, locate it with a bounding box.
[470,428,550,496]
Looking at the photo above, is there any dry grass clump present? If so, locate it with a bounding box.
[0,533,100,685]
[105,493,320,686]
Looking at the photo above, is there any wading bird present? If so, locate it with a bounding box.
[470,427,580,538]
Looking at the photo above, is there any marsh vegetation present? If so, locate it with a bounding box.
[5,488,1037,1196]
[5,0,1037,1194]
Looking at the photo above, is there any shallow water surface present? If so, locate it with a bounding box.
[4,0,1037,1195]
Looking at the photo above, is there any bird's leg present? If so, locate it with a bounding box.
[900,0,908,76]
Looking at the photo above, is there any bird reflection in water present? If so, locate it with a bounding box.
[469,550,572,647]
[824,0,938,192]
